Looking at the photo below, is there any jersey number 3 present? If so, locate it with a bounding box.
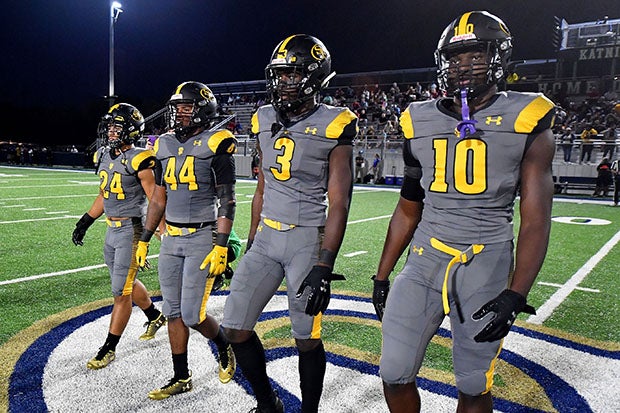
[269,137,295,181]
[429,138,487,194]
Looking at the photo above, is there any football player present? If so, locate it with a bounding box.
[135,81,237,400]
[72,103,167,370]
[372,11,555,412]
[222,34,357,413]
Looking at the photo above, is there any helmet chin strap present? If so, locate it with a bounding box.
[456,88,478,138]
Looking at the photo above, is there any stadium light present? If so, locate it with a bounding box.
[108,1,123,106]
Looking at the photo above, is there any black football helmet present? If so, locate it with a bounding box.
[167,81,217,139]
[265,34,335,117]
[98,103,145,149]
[435,11,512,99]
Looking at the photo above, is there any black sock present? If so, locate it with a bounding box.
[212,326,230,367]
[142,303,160,321]
[232,332,275,406]
[97,332,121,358]
[299,341,326,413]
[212,325,228,351]
[172,352,190,380]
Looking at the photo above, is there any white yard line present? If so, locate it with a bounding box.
[528,229,620,324]
[1,184,100,189]
[0,215,80,224]
[0,256,158,286]
[1,194,96,201]
[347,215,392,224]
[537,281,600,293]
[343,251,368,257]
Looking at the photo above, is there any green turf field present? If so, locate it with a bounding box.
[1,164,619,412]
[0,165,619,346]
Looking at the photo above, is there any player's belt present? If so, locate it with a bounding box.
[105,218,131,227]
[263,217,296,231]
[165,221,214,237]
[430,237,484,321]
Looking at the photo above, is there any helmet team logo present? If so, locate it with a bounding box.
[131,109,143,122]
[311,44,326,60]
[199,88,214,101]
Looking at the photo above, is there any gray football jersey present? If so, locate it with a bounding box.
[400,91,555,244]
[154,129,236,224]
[93,146,156,217]
[251,104,357,226]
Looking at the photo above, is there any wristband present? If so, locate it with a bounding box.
[215,232,230,247]
[318,249,336,268]
[140,229,154,243]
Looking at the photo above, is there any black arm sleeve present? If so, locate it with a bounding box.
[153,158,165,186]
[212,153,236,185]
[135,154,157,172]
[400,140,425,202]
[531,109,555,135]
[337,118,358,146]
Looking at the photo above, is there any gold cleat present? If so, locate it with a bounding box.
[139,313,167,341]
[86,349,115,370]
[218,344,236,384]
[148,372,193,400]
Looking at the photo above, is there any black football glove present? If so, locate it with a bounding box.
[72,213,96,246]
[372,276,390,321]
[472,289,536,343]
[296,265,346,316]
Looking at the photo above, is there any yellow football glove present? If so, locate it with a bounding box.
[136,241,149,268]
[200,245,228,277]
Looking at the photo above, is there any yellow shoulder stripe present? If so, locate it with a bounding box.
[400,107,414,139]
[208,130,235,153]
[92,149,100,165]
[131,149,155,171]
[514,95,555,134]
[325,108,357,139]
[251,112,259,134]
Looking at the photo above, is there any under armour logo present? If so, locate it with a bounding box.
[108,163,114,170]
[305,127,317,135]
[412,245,424,255]
[193,140,202,146]
[485,116,502,125]
[178,147,184,155]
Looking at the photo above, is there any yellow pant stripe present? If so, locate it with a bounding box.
[198,277,215,324]
[483,340,504,394]
[310,313,323,339]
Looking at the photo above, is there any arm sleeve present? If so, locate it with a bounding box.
[212,153,236,185]
[336,118,358,146]
[400,141,425,202]
[153,158,165,186]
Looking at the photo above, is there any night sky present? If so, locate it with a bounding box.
[1,0,617,145]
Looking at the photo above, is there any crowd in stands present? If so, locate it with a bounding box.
[216,81,620,163]
[3,81,619,169]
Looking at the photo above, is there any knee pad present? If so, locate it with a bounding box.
[456,371,490,396]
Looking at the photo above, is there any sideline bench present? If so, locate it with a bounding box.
[554,176,597,194]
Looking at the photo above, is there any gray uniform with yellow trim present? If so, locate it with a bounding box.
[379,92,555,395]
[154,129,237,326]
[93,146,156,296]
[222,104,357,339]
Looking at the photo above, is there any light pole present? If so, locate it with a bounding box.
[108,1,123,107]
